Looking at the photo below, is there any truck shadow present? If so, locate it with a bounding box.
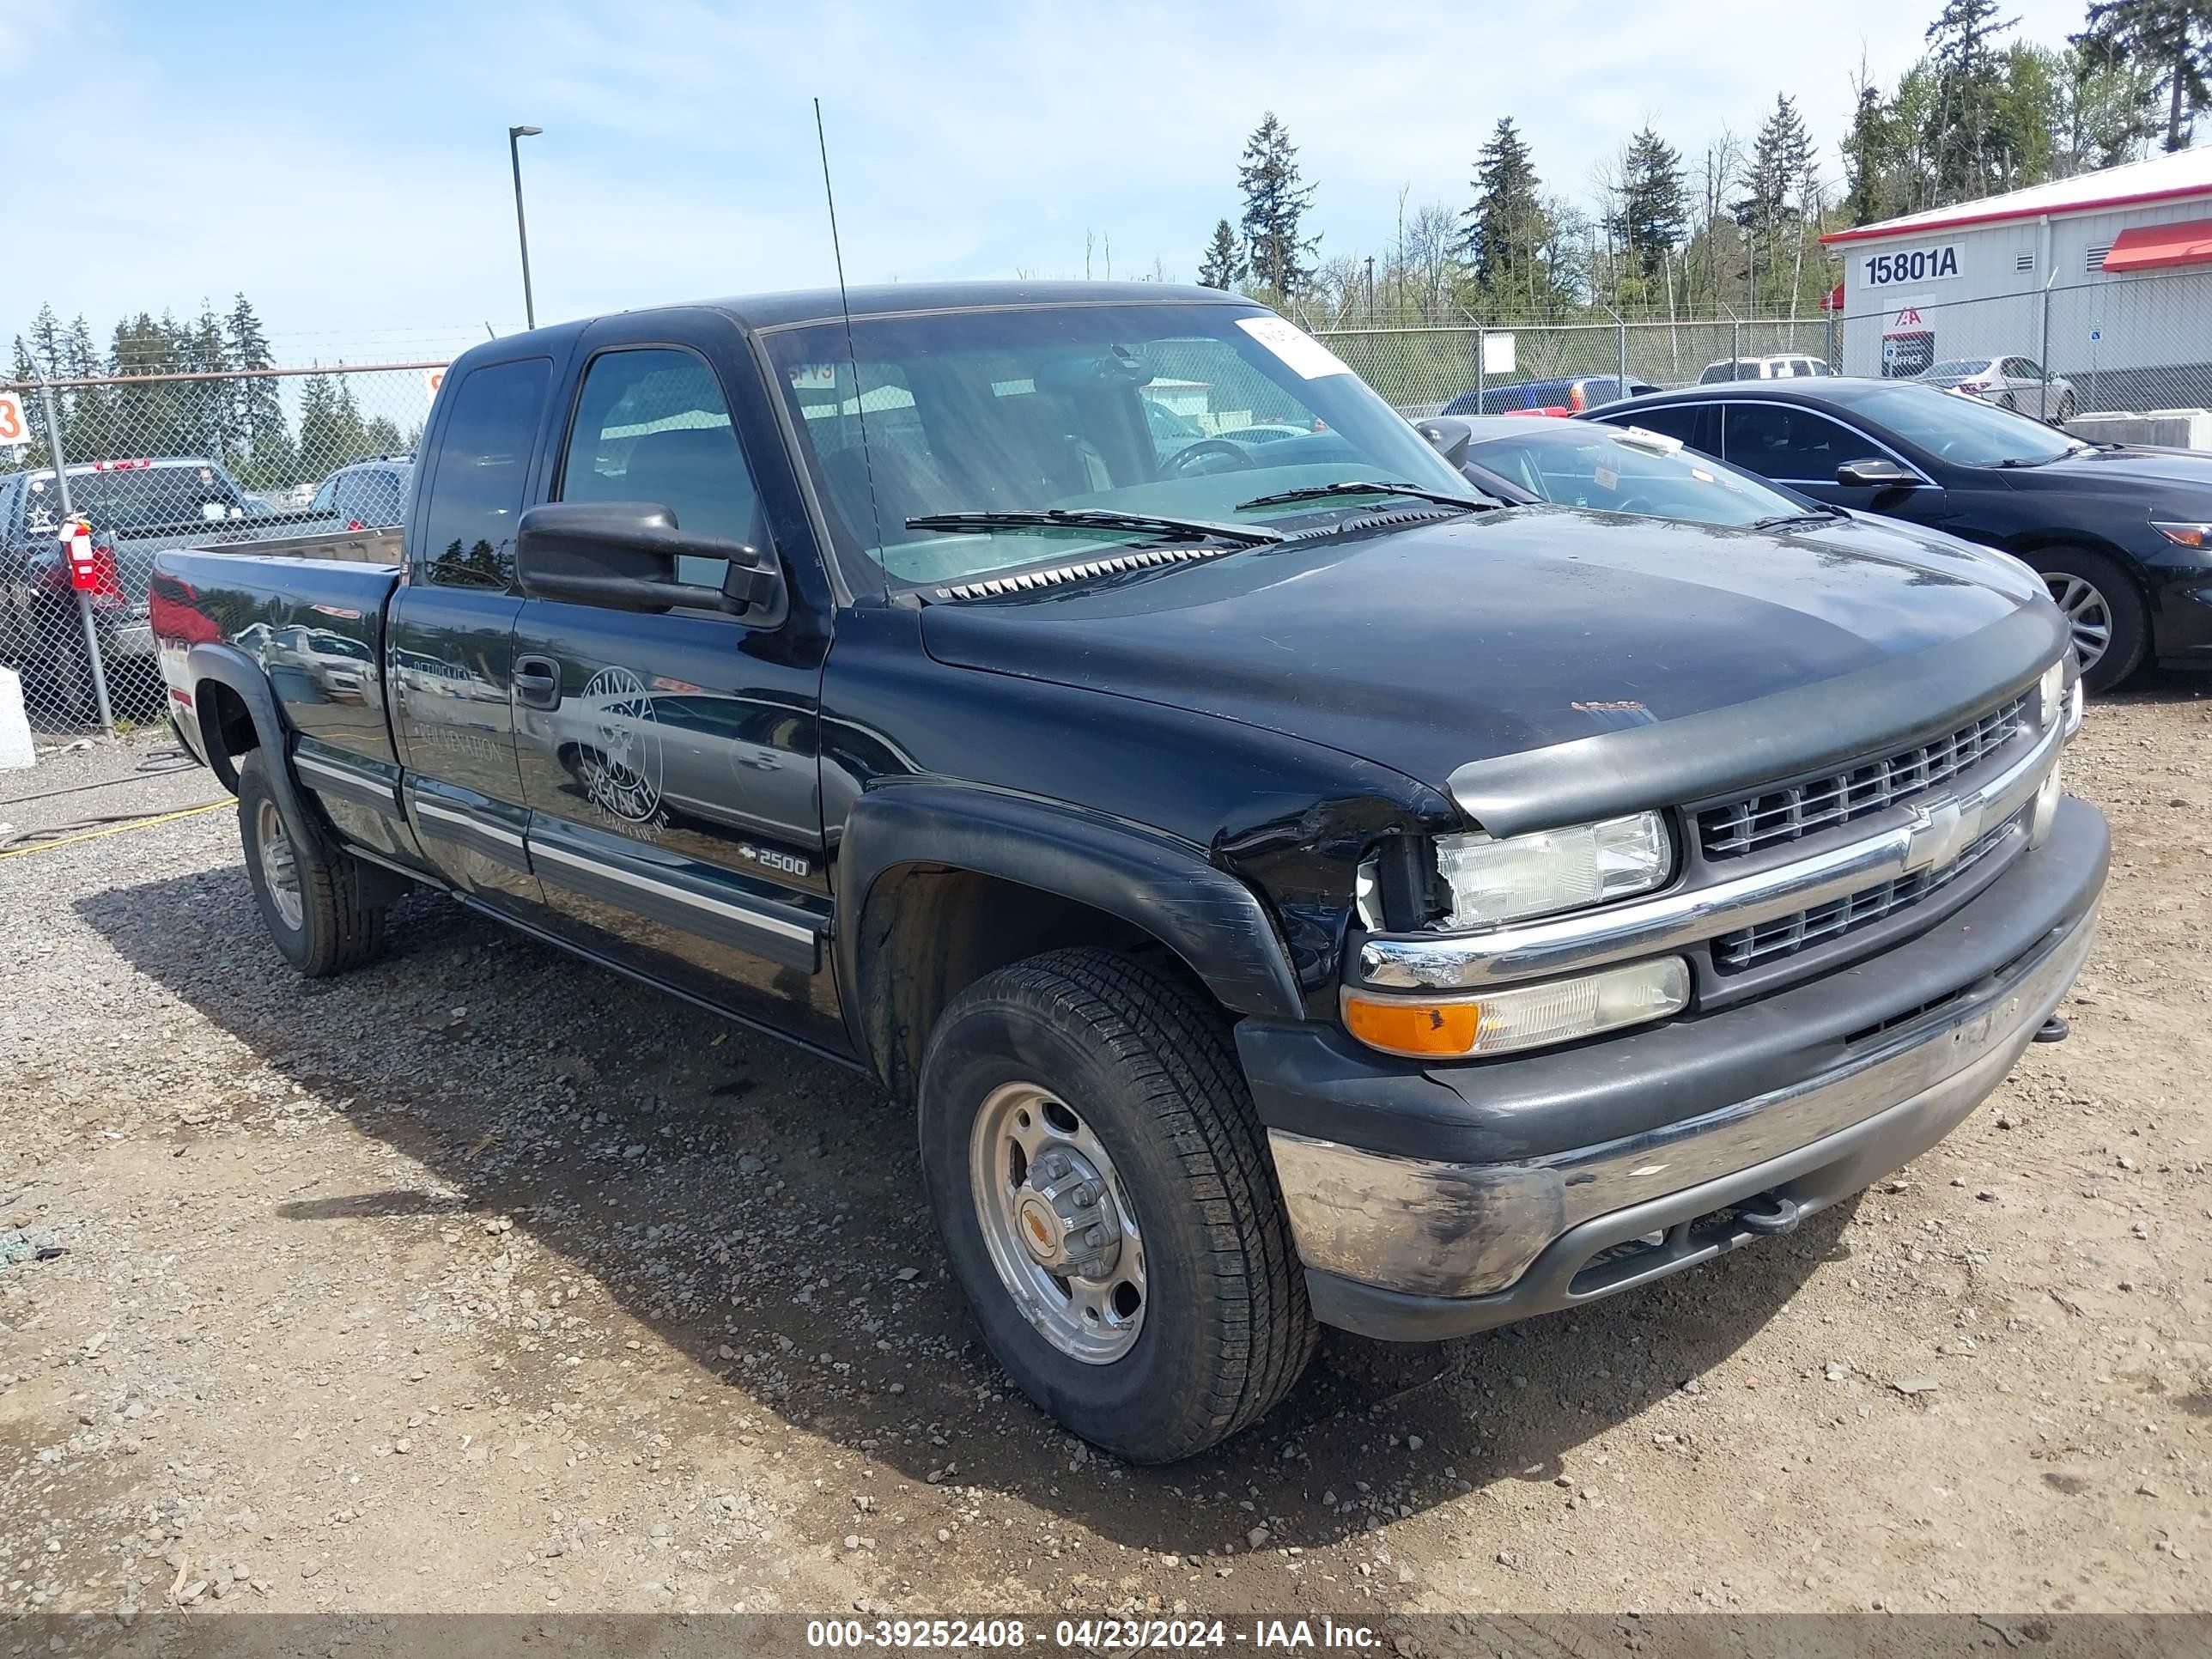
[78,865,1847,1560]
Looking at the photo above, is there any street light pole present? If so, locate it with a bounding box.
[508,125,543,330]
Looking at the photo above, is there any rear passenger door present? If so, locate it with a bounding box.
[386,354,557,911]
[508,317,842,1050]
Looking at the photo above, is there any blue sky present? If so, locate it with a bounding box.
[2,0,2092,362]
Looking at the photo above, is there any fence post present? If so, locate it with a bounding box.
[33,371,114,737]
[2038,287,2052,422]
[1613,308,1627,392]
[1725,304,1741,374]
[1474,325,1486,411]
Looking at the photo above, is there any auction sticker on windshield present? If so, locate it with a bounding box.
[1237,316,1352,380]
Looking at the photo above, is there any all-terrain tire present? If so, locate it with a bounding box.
[237,749,387,976]
[918,947,1316,1463]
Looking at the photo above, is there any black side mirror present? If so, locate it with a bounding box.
[1834,458,1922,489]
[514,501,785,624]
[1415,416,1474,469]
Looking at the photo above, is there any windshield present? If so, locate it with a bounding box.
[762,302,1471,587]
[19,462,245,535]
[1922,360,1993,379]
[1468,426,1813,528]
[1841,382,2080,465]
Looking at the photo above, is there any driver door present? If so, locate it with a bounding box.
[509,317,843,1051]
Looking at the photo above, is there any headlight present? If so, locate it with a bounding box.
[1343,957,1692,1060]
[1431,811,1670,930]
[2151,521,2212,548]
[2065,678,2084,736]
[2037,659,2065,731]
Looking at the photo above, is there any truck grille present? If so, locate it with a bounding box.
[1711,812,2020,972]
[1698,694,2028,860]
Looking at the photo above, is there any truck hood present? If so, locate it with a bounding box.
[919,507,2056,817]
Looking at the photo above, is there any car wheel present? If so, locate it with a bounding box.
[2056,392,2077,422]
[238,750,388,976]
[1998,391,2019,411]
[2028,548,2148,692]
[918,947,1315,1463]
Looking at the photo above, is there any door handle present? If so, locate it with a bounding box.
[513,655,562,711]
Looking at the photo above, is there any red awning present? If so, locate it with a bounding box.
[2102,219,2212,273]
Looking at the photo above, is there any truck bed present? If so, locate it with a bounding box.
[151,545,404,768]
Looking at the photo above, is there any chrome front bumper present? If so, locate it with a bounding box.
[1269,885,2096,1314]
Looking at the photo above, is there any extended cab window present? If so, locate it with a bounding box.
[558,347,761,588]
[420,357,552,589]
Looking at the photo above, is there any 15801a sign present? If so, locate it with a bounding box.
[1862,245,1961,288]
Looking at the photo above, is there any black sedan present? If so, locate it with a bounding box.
[1582,378,2212,690]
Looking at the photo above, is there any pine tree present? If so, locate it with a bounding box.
[2078,1,2211,151]
[1459,118,1553,312]
[297,370,345,477]
[1196,219,1243,289]
[1926,0,2020,198]
[1607,128,1688,294]
[1732,95,1813,311]
[1237,112,1319,298]
[224,294,293,488]
[179,300,231,465]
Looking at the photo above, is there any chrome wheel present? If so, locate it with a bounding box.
[2045,573,2112,673]
[254,798,303,931]
[969,1081,1146,1364]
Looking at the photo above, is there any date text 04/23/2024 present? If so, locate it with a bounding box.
[803,1618,1381,1650]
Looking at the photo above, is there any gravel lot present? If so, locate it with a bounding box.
[2,682,2208,1626]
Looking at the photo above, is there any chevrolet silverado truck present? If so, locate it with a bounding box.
[152,282,2105,1463]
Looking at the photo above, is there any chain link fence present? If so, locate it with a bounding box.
[0,361,442,739]
[1314,316,1840,418]
[1838,270,2212,422]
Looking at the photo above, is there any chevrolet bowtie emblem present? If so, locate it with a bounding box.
[1904,793,1984,874]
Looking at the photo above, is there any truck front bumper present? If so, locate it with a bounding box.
[1238,795,2108,1341]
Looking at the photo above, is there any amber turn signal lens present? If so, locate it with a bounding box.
[1342,994,1481,1058]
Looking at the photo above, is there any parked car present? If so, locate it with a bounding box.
[307,455,414,530]
[1583,377,2212,689]
[1698,354,1835,384]
[1442,374,1658,416]
[1916,357,2078,422]
[155,281,2099,1463]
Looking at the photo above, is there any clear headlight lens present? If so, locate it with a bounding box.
[1343,957,1692,1060]
[1431,811,1670,930]
[2038,659,2065,731]
[2066,678,2084,736]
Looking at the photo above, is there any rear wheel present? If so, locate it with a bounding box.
[2028,547,2148,692]
[2056,391,2078,422]
[238,750,388,976]
[918,947,1315,1463]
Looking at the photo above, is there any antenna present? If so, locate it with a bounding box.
[815,97,883,553]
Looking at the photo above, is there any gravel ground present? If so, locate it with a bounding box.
[1,684,2208,1626]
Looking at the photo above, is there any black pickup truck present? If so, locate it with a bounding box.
[153,282,2106,1463]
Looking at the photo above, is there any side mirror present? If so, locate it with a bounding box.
[1835,458,1922,489]
[514,501,784,623]
[1415,416,1474,469]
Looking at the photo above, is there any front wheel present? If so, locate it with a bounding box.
[918,948,1315,1463]
[2029,547,2148,692]
[2055,392,2078,423]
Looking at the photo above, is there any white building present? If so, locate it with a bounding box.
[1823,148,2212,413]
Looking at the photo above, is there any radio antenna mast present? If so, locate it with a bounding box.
[814,98,882,553]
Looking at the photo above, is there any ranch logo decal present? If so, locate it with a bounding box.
[579,665,666,826]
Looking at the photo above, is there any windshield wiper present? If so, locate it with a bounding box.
[1235,480,1500,514]
[1993,449,2085,468]
[1748,507,1844,532]
[903,507,1283,547]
